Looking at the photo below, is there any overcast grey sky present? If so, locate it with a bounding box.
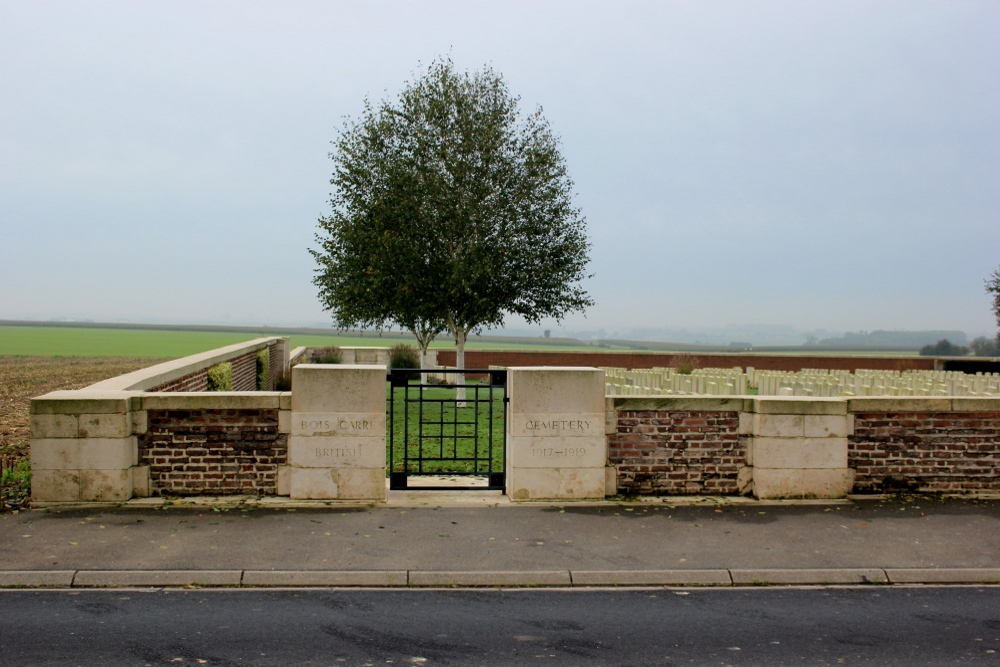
[2,0,998,338]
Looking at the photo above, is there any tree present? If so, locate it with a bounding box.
[987,266,1000,341]
[969,336,1000,357]
[919,339,969,356]
[312,58,593,389]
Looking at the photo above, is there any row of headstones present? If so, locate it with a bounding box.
[604,367,748,396]
[603,366,1000,397]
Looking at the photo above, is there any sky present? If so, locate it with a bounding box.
[2,0,998,341]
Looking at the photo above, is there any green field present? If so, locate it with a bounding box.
[0,324,600,358]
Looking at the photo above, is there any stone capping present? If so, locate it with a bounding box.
[610,395,1000,413]
[140,392,286,411]
[85,337,286,392]
[289,346,308,365]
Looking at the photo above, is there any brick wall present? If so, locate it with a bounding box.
[609,410,745,495]
[140,409,287,496]
[231,349,258,391]
[437,350,933,373]
[849,412,1000,493]
[267,343,283,391]
[152,369,209,392]
[148,342,281,392]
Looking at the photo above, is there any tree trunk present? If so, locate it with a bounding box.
[419,343,430,385]
[455,327,467,406]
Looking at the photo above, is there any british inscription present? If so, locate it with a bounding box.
[315,447,361,459]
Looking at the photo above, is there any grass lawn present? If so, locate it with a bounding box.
[387,380,505,476]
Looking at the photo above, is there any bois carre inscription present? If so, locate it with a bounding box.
[287,412,385,468]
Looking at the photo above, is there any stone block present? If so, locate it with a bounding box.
[132,465,151,497]
[131,410,148,435]
[738,412,753,435]
[78,437,136,470]
[279,393,292,410]
[950,398,1000,412]
[291,365,386,413]
[737,466,754,495]
[803,415,849,438]
[752,468,855,499]
[287,436,387,469]
[409,570,572,587]
[80,468,134,502]
[31,392,134,415]
[141,393,280,411]
[290,412,386,437]
[605,409,617,435]
[846,397,951,413]
[508,368,605,414]
[509,467,606,500]
[509,412,605,438]
[276,465,291,495]
[605,465,617,496]
[288,468,339,499]
[31,469,80,502]
[509,468,559,500]
[30,414,78,439]
[751,398,847,415]
[278,409,291,434]
[507,435,607,468]
[753,414,804,437]
[335,467,387,501]
[612,397,744,412]
[31,439,81,470]
[78,413,131,438]
[751,437,847,469]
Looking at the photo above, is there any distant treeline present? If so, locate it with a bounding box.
[815,330,967,347]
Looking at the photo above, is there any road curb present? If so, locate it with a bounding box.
[408,570,573,587]
[884,568,1000,584]
[242,570,408,587]
[1,569,998,589]
[570,569,732,586]
[71,570,242,587]
[730,568,888,586]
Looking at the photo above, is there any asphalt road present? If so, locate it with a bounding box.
[1,587,997,666]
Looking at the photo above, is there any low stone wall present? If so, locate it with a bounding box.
[30,337,291,503]
[608,396,1000,498]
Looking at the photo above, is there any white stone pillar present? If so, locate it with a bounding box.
[506,367,609,500]
[286,365,386,501]
[748,398,854,499]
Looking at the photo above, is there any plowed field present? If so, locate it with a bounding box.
[0,356,158,511]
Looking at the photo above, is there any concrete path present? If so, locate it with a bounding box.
[2,495,998,588]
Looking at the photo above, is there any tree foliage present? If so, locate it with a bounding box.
[312,57,593,368]
[919,339,969,357]
[987,266,1000,339]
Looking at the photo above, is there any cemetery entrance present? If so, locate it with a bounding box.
[387,369,506,490]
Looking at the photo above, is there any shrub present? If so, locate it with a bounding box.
[274,371,292,391]
[672,353,698,375]
[312,346,342,364]
[256,349,270,390]
[206,362,233,391]
[389,343,420,369]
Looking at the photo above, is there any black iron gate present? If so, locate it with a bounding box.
[387,368,506,490]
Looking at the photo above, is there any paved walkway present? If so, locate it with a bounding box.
[2,494,998,588]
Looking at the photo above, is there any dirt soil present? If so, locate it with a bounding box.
[0,356,159,511]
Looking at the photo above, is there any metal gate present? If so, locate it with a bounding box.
[387,368,506,490]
